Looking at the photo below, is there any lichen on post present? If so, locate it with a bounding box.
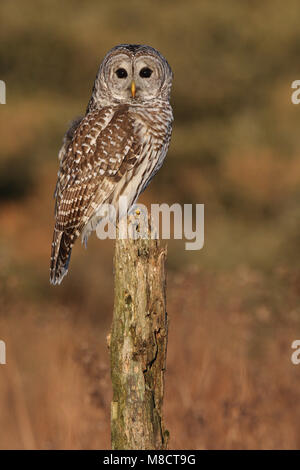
[110,216,169,450]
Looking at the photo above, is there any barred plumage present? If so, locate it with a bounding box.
[50,44,173,285]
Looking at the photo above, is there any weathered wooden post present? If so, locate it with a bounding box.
[110,216,169,450]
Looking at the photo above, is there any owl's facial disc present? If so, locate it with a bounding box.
[105,54,133,101]
[101,47,171,103]
[133,56,165,101]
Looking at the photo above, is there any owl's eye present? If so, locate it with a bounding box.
[139,67,152,78]
[115,68,128,79]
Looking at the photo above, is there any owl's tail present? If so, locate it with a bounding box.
[50,228,77,285]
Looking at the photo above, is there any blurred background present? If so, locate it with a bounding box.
[1,0,300,449]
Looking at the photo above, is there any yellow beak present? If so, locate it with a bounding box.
[131,80,136,98]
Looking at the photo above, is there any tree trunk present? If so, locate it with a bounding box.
[110,218,169,450]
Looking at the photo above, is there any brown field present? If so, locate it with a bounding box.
[1,0,300,449]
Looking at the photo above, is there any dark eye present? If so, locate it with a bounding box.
[139,67,152,78]
[115,68,128,79]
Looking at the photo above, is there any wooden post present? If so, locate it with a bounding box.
[110,216,169,450]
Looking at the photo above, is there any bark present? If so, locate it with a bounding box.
[110,218,169,450]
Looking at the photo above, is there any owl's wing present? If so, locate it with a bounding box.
[54,116,83,212]
[55,105,142,232]
[50,105,143,284]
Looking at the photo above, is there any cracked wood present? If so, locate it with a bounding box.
[110,221,169,450]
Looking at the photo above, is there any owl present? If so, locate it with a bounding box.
[50,44,173,285]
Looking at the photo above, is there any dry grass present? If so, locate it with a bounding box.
[1,265,300,449]
[165,267,300,449]
[0,310,111,449]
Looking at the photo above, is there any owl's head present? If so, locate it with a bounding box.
[90,44,173,108]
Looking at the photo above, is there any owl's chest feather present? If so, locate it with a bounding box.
[115,108,172,205]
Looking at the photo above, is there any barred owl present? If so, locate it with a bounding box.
[50,44,173,285]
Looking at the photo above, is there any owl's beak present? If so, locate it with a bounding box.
[131,80,136,98]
